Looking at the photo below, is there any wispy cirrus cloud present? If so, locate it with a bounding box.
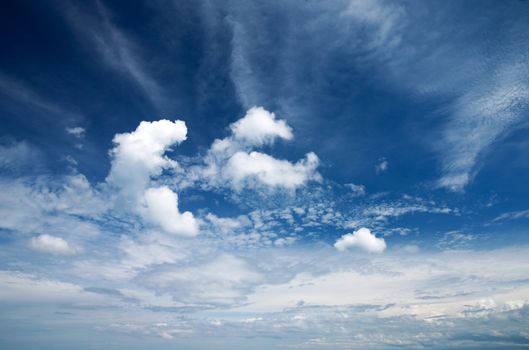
[62,2,168,111]
[0,72,83,125]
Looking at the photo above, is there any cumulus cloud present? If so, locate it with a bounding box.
[140,186,198,236]
[195,107,320,191]
[225,151,319,190]
[30,234,76,255]
[334,227,386,253]
[230,106,293,146]
[107,119,198,235]
[107,119,187,199]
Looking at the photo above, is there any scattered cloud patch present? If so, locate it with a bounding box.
[437,231,476,250]
[66,126,85,138]
[438,64,529,191]
[375,158,388,173]
[344,183,366,197]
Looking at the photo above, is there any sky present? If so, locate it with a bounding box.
[1,0,529,349]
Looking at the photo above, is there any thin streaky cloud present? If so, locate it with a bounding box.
[0,73,83,124]
[62,2,168,112]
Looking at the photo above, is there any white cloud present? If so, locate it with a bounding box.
[119,236,186,270]
[140,186,198,236]
[237,246,529,322]
[334,227,386,253]
[0,175,105,244]
[194,107,320,191]
[493,208,529,222]
[438,65,529,191]
[363,203,453,221]
[206,213,249,235]
[106,119,198,235]
[107,119,187,200]
[225,151,319,190]
[30,234,76,255]
[437,230,476,250]
[230,106,293,146]
[66,126,85,138]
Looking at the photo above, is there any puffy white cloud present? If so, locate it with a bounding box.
[195,107,319,191]
[107,119,187,200]
[230,106,293,146]
[106,119,198,235]
[334,227,386,253]
[225,151,319,190]
[140,186,198,236]
[30,234,76,255]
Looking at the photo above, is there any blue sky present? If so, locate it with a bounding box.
[1,0,529,349]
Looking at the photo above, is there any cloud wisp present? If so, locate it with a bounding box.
[62,2,168,111]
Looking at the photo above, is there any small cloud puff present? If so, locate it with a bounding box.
[230,106,293,146]
[30,234,76,255]
[66,126,86,138]
[375,158,388,173]
[334,227,386,253]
